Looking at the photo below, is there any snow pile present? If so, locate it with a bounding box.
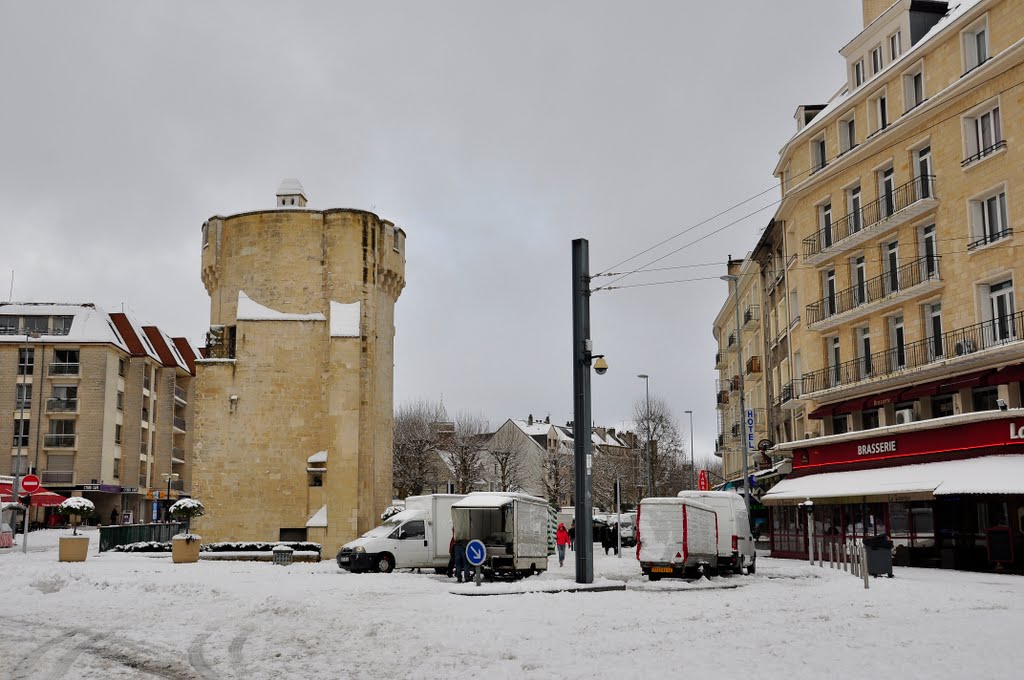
[236,290,326,322]
[329,300,360,337]
[169,498,205,516]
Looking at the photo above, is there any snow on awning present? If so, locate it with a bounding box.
[453,495,515,509]
[237,291,326,322]
[307,450,327,464]
[306,505,327,528]
[762,455,1024,505]
[329,301,360,337]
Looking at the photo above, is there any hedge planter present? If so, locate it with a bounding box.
[172,535,202,563]
[59,535,90,562]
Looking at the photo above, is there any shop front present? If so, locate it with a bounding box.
[763,412,1024,572]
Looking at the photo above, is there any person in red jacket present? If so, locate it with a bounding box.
[556,523,570,567]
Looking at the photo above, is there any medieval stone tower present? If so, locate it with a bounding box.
[192,179,405,554]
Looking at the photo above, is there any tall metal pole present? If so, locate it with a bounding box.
[722,275,752,517]
[685,410,695,490]
[637,374,652,496]
[13,332,29,552]
[571,238,594,584]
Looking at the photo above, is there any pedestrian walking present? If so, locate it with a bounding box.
[556,523,570,567]
[452,538,472,582]
[568,520,576,551]
[447,529,456,578]
[110,508,118,526]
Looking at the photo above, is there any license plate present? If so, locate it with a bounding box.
[651,566,673,574]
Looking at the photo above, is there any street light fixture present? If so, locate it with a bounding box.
[720,274,752,517]
[162,473,179,522]
[636,374,653,497]
[684,410,695,490]
[13,329,41,553]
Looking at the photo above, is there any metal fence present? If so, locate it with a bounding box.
[99,522,187,552]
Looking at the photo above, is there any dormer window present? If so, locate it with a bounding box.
[854,59,865,87]
[889,31,902,61]
[963,20,988,74]
[871,45,883,75]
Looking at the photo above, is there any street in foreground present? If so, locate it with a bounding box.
[1,530,1020,679]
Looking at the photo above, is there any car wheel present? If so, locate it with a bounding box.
[375,553,395,573]
[648,573,661,582]
[747,556,756,575]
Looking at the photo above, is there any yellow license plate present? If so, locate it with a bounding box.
[651,566,673,573]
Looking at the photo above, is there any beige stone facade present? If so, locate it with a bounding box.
[1,303,196,524]
[192,181,405,555]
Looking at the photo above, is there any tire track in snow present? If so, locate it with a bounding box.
[188,632,220,680]
[228,629,250,667]
[46,632,110,680]
[11,631,83,680]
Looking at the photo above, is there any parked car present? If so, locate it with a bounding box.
[637,497,718,580]
[677,490,756,574]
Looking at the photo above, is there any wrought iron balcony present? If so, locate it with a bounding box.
[746,355,762,375]
[45,398,78,413]
[961,139,1006,167]
[727,332,736,347]
[743,305,760,328]
[716,390,730,407]
[48,362,80,377]
[802,176,937,264]
[806,256,941,330]
[773,380,803,408]
[173,416,187,432]
[967,227,1012,252]
[44,434,76,448]
[801,310,1024,395]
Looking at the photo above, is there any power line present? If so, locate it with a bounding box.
[600,276,723,291]
[596,260,728,277]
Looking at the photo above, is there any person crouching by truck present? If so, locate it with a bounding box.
[556,523,570,567]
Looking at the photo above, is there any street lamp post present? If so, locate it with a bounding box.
[721,274,751,517]
[637,374,652,497]
[684,410,695,490]
[162,473,179,522]
[13,330,40,553]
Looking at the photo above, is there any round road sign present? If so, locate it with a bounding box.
[465,539,486,567]
[21,474,41,493]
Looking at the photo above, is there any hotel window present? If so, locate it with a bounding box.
[13,419,30,448]
[18,348,34,376]
[889,315,906,369]
[963,103,1002,165]
[985,279,1016,344]
[889,31,902,61]
[870,91,888,134]
[920,224,938,277]
[926,302,944,359]
[839,114,857,154]
[811,134,827,172]
[15,383,32,409]
[819,202,833,248]
[963,19,989,73]
[857,326,873,378]
[968,188,1009,250]
[854,59,865,87]
[848,185,863,232]
[828,336,841,387]
[871,45,883,75]
[903,65,924,111]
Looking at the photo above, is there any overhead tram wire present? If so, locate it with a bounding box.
[600,275,723,292]
[595,71,1024,292]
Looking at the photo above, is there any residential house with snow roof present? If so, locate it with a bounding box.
[0,302,197,525]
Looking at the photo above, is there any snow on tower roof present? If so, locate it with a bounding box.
[236,291,326,322]
[307,451,328,464]
[306,505,327,528]
[276,178,306,197]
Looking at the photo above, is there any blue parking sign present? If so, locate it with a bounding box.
[465,539,486,567]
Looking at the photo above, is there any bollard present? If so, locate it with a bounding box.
[829,541,834,569]
[862,545,870,590]
[841,542,847,572]
[475,565,482,587]
[818,540,824,567]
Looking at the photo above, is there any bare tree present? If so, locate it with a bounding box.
[591,444,634,511]
[443,412,490,494]
[392,399,447,498]
[633,395,688,497]
[485,424,526,493]
[542,445,573,508]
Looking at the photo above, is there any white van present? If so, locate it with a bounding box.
[637,497,718,580]
[336,494,464,573]
[677,490,756,574]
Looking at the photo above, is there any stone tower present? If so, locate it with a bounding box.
[192,181,405,554]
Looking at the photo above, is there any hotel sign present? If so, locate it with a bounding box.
[794,416,1024,469]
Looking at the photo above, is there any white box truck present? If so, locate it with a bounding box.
[452,492,550,579]
[677,490,756,574]
[637,497,718,580]
[336,494,464,573]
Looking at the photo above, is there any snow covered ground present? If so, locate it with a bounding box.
[1,529,1021,679]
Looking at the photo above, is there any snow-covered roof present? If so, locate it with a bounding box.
[454,492,548,509]
[513,420,553,437]
[306,505,327,528]
[0,303,130,351]
[329,301,360,337]
[307,451,328,464]
[763,455,1024,504]
[276,178,306,197]
[236,290,326,322]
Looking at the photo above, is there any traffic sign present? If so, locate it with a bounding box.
[465,539,486,567]
[20,474,41,493]
[698,470,709,491]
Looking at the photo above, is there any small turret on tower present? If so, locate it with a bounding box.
[276,178,307,207]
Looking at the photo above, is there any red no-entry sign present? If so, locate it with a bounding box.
[20,474,41,493]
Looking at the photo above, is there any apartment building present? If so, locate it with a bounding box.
[0,303,196,525]
[717,0,1024,572]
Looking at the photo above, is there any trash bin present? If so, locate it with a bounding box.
[863,534,894,577]
[272,545,294,566]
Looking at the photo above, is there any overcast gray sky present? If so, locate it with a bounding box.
[0,1,862,460]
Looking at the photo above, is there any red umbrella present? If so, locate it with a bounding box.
[0,483,67,506]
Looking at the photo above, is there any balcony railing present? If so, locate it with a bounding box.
[174,385,187,402]
[803,176,936,261]
[967,227,1012,252]
[716,390,730,407]
[44,434,76,448]
[48,362,80,377]
[773,380,802,407]
[143,375,151,391]
[743,305,760,327]
[801,310,1024,394]
[961,139,1006,167]
[139,474,148,488]
[806,256,940,327]
[173,416,187,431]
[746,356,762,375]
[41,470,74,485]
[715,352,726,369]
[46,398,78,413]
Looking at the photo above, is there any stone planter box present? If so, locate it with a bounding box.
[59,535,90,562]
[171,535,202,563]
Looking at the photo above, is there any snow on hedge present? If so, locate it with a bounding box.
[169,498,205,517]
[58,497,95,514]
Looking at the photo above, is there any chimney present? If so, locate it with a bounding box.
[528,414,534,426]
[862,0,893,28]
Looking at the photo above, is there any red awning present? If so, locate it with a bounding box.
[0,484,68,507]
[987,363,1024,386]
[808,404,834,420]
[863,388,906,409]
